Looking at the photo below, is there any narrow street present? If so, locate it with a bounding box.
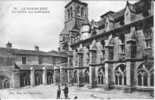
[0,85,153,100]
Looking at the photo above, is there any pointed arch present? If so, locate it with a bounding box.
[114,64,126,86]
[137,63,151,87]
[97,67,105,85]
[90,40,97,50]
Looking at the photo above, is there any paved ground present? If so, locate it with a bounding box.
[0,85,153,100]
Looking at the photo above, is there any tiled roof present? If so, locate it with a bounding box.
[0,47,67,58]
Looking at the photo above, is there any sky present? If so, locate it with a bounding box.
[0,0,138,51]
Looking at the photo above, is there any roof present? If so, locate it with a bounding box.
[0,47,67,58]
[108,0,146,21]
[100,11,115,18]
[65,0,87,8]
[127,0,146,14]
[111,8,125,21]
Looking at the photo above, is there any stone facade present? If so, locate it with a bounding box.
[59,0,154,92]
[0,43,68,89]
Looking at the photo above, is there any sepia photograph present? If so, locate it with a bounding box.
[0,0,154,99]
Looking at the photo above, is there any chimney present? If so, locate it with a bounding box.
[6,42,12,49]
[34,45,39,51]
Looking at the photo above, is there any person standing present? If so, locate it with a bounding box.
[57,85,61,99]
[63,84,69,99]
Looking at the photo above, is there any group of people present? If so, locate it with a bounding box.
[57,84,69,99]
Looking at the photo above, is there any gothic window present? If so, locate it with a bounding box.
[98,67,104,84]
[81,7,84,17]
[119,34,125,53]
[131,44,136,58]
[144,28,152,48]
[86,52,89,65]
[67,9,70,19]
[73,70,77,83]
[22,56,26,64]
[137,70,148,86]
[115,64,126,86]
[137,64,152,87]
[150,71,154,86]
[76,6,80,16]
[109,47,113,60]
[70,7,73,18]
[79,53,83,67]
[92,51,97,64]
[146,40,152,48]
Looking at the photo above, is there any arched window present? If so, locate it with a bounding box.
[81,7,85,17]
[35,71,43,85]
[84,69,89,83]
[144,28,152,48]
[137,64,150,87]
[70,7,73,18]
[150,71,154,86]
[73,70,77,83]
[137,70,148,86]
[98,67,105,85]
[0,76,10,89]
[114,64,126,86]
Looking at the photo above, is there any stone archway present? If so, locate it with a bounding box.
[84,69,89,84]
[35,70,43,85]
[114,64,126,86]
[150,70,154,86]
[47,70,53,84]
[73,70,78,83]
[136,63,153,87]
[0,75,10,89]
[97,67,105,85]
[20,70,30,87]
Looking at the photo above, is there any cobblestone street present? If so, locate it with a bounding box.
[0,85,153,100]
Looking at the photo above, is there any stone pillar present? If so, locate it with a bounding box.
[67,70,70,84]
[42,67,47,85]
[88,49,97,88]
[11,69,20,88]
[125,39,136,92]
[53,66,57,84]
[77,69,80,86]
[104,45,114,90]
[67,55,72,84]
[60,66,63,85]
[30,67,35,86]
[77,52,83,87]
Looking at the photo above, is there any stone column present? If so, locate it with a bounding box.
[77,52,83,87]
[60,66,63,85]
[11,69,20,88]
[125,39,136,92]
[67,70,70,84]
[53,66,57,84]
[77,69,80,86]
[88,49,97,88]
[67,55,72,84]
[42,67,47,85]
[104,45,114,89]
[30,67,35,86]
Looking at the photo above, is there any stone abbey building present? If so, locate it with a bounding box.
[59,0,154,92]
[0,0,154,93]
[0,43,68,89]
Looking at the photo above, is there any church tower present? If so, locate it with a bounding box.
[59,0,89,51]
